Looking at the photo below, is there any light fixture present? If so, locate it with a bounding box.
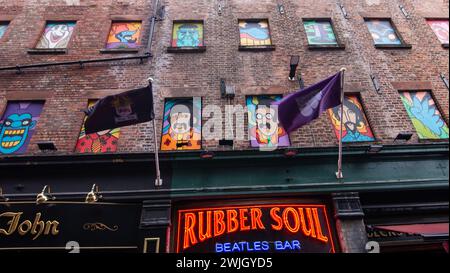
[220,79,236,99]
[440,73,449,90]
[284,149,298,158]
[370,74,381,94]
[200,151,214,159]
[36,185,54,204]
[394,132,413,142]
[85,184,101,203]
[289,55,300,81]
[338,3,349,19]
[37,141,57,151]
[399,5,411,19]
[277,4,286,15]
[0,187,9,202]
[297,74,305,90]
[367,144,383,154]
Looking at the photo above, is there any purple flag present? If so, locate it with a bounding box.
[274,72,342,133]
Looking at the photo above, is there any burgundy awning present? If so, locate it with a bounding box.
[375,223,449,237]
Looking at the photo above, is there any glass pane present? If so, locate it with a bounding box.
[36,22,76,49]
[365,20,402,45]
[0,22,9,39]
[172,22,204,47]
[303,20,338,45]
[239,20,272,46]
[106,22,142,49]
[427,20,449,44]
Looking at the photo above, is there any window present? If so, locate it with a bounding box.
[426,19,449,46]
[161,97,202,151]
[0,101,45,155]
[75,100,121,153]
[399,91,449,139]
[303,20,339,46]
[365,19,406,47]
[36,21,76,49]
[246,95,290,149]
[0,22,9,39]
[239,19,274,50]
[327,95,375,143]
[106,21,142,49]
[172,21,204,47]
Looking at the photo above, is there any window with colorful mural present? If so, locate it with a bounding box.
[239,20,272,46]
[303,20,338,45]
[36,21,76,49]
[399,91,449,140]
[0,101,45,155]
[171,21,204,47]
[0,22,9,39]
[161,98,202,151]
[365,19,402,45]
[75,100,121,153]
[106,21,142,49]
[427,19,449,45]
[246,95,290,149]
[328,95,375,143]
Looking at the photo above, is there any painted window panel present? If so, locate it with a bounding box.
[328,95,375,143]
[303,20,338,45]
[427,20,449,44]
[365,20,402,45]
[239,20,272,46]
[247,95,290,149]
[0,101,45,155]
[161,98,201,151]
[75,100,120,153]
[0,22,9,39]
[106,22,142,49]
[172,22,204,47]
[399,91,449,139]
[36,22,76,49]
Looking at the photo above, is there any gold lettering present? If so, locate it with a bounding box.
[0,212,22,236]
[18,220,32,235]
[0,212,59,240]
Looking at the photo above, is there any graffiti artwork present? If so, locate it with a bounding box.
[328,95,375,142]
[247,95,290,148]
[239,20,272,46]
[36,22,76,49]
[75,101,120,153]
[0,101,44,155]
[0,23,8,39]
[365,20,401,45]
[427,20,449,44]
[303,21,338,45]
[172,22,204,47]
[106,22,142,49]
[161,98,201,151]
[399,91,449,139]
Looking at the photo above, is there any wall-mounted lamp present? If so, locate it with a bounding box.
[399,5,411,19]
[0,187,9,202]
[277,4,286,15]
[200,151,215,159]
[289,55,300,81]
[37,141,57,151]
[85,184,101,203]
[440,73,449,90]
[370,74,381,94]
[220,79,235,99]
[338,3,349,19]
[36,185,55,204]
[394,132,413,142]
[367,144,383,154]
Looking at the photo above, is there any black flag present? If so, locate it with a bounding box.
[84,84,154,134]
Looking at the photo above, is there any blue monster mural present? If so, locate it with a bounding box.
[0,101,44,155]
[239,20,272,46]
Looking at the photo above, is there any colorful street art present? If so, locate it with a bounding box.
[303,20,338,45]
[247,95,290,149]
[365,20,402,45]
[328,95,375,143]
[0,101,45,155]
[239,20,272,46]
[399,91,449,139]
[427,20,449,44]
[172,22,204,47]
[0,23,8,39]
[36,22,76,49]
[75,100,120,153]
[106,22,142,49]
[161,98,201,151]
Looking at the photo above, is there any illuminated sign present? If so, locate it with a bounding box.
[176,204,336,253]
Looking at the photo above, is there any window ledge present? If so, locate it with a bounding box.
[442,44,449,49]
[27,48,67,54]
[167,46,206,53]
[308,44,345,50]
[100,48,140,54]
[374,44,412,49]
[238,45,276,52]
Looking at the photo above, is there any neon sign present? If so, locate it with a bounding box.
[176,204,336,253]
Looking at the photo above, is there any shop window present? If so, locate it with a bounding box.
[426,19,449,47]
[0,101,45,155]
[365,19,410,48]
[105,21,142,50]
[75,100,121,154]
[302,19,344,49]
[161,97,202,151]
[399,91,449,139]
[327,95,375,143]
[246,95,290,149]
[168,21,206,53]
[0,22,9,39]
[239,19,275,51]
[35,21,76,49]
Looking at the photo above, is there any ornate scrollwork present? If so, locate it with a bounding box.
[83,223,118,232]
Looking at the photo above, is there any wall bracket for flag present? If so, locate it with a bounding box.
[336,67,346,180]
[148,77,163,187]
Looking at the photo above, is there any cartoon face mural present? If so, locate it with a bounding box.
[106,22,142,49]
[0,22,8,39]
[328,95,375,143]
[427,20,449,44]
[0,101,44,154]
[399,91,449,139]
[172,22,204,47]
[303,21,338,45]
[161,98,201,151]
[36,22,76,49]
[365,20,402,45]
[239,20,272,46]
[247,95,290,148]
[75,100,121,153]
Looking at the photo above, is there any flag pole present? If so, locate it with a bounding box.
[336,67,346,180]
[148,78,163,187]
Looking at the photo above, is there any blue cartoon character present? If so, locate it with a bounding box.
[176,24,201,47]
[116,30,138,44]
[0,113,36,154]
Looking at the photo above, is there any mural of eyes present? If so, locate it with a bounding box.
[0,113,36,154]
[366,20,401,45]
[239,20,271,46]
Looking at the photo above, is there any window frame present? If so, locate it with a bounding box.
[301,18,345,50]
[28,20,78,54]
[0,21,11,42]
[364,18,412,49]
[167,20,207,53]
[425,18,449,49]
[238,18,276,51]
[100,20,144,54]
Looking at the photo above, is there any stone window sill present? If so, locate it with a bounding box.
[238,45,276,52]
[308,44,345,50]
[442,43,449,49]
[100,48,140,54]
[374,44,412,49]
[167,46,206,53]
[27,48,67,54]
